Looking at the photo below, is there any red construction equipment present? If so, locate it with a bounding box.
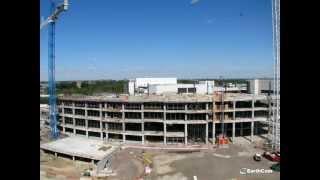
[216,134,229,145]
[263,151,280,162]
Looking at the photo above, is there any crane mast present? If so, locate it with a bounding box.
[41,0,68,139]
[269,0,280,151]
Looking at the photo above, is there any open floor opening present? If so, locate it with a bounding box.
[145,135,163,143]
[187,124,206,144]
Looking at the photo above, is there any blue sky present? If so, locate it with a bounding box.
[40,0,274,81]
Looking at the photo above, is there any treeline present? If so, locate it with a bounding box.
[40,97,48,104]
[42,80,128,96]
[56,80,128,95]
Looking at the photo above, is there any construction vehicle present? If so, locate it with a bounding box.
[253,153,262,161]
[216,134,229,145]
[270,162,280,172]
[263,151,280,162]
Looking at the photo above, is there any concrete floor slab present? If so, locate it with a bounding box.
[40,136,119,160]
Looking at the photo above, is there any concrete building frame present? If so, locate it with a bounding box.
[57,94,270,145]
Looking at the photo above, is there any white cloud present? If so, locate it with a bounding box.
[206,18,215,24]
[190,0,200,5]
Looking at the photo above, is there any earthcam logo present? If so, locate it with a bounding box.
[240,168,273,175]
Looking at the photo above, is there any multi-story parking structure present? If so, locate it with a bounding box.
[57,93,270,145]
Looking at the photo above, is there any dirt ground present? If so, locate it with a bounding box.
[40,126,85,180]
[40,126,144,180]
[41,126,279,180]
[40,152,91,180]
[146,144,280,180]
[40,148,145,180]
[107,148,145,180]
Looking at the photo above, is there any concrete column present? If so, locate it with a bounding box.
[205,123,208,144]
[251,98,255,143]
[141,103,144,144]
[141,136,145,144]
[164,123,167,145]
[62,107,66,133]
[100,127,103,140]
[240,122,243,136]
[100,104,103,140]
[54,152,57,157]
[85,103,88,136]
[142,123,145,144]
[206,103,209,121]
[251,121,254,142]
[205,106,209,144]
[122,104,125,142]
[232,122,235,143]
[72,103,76,135]
[141,104,144,134]
[73,118,76,135]
[252,98,255,119]
[72,156,75,161]
[233,101,236,120]
[122,104,125,120]
[99,103,103,119]
[122,133,126,142]
[85,120,88,138]
[212,98,215,122]
[122,124,126,142]
[164,104,167,145]
[85,104,89,139]
[72,102,75,113]
[105,122,109,142]
[212,122,216,144]
[184,123,188,145]
[62,105,65,119]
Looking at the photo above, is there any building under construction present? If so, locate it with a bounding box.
[56,92,272,145]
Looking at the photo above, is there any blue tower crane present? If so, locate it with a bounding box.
[41,0,69,139]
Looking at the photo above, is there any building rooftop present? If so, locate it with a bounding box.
[59,93,268,103]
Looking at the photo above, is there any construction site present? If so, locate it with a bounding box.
[40,0,280,179]
[40,78,280,179]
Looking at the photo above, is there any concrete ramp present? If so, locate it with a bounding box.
[96,146,121,172]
